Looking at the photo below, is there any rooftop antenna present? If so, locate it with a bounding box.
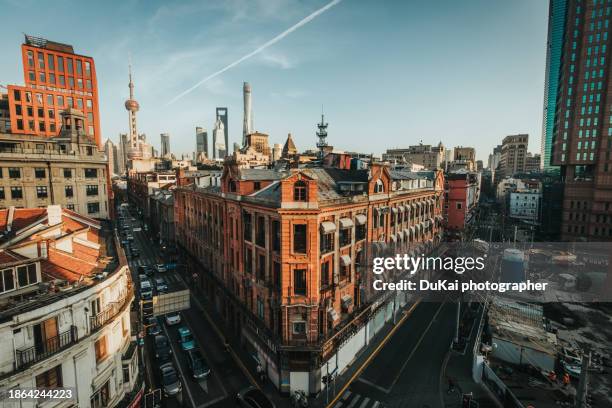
[316,107,328,160]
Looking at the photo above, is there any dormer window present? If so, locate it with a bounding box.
[228,179,236,192]
[294,180,307,201]
[374,179,384,193]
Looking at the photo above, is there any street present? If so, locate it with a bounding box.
[122,207,253,408]
[332,302,457,408]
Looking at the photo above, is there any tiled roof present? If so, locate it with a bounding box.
[238,169,288,181]
[0,208,47,233]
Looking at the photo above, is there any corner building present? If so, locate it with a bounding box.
[174,160,444,394]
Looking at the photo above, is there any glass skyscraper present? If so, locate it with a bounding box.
[541,0,567,171]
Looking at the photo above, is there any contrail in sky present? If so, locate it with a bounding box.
[166,0,343,105]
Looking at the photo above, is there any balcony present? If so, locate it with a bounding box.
[90,288,133,332]
[15,326,78,370]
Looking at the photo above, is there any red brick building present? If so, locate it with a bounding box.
[174,159,444,394]
[444,170,481,240]
[6,35,101,146]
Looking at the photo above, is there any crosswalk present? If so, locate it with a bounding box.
[334,390,384,408]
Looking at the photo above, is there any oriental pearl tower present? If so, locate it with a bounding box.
[125,65,142,163]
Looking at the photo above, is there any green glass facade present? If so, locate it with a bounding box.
[541,0,567,171]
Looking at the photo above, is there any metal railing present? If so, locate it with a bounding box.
[90,288,133,332]
[15,326,78,370]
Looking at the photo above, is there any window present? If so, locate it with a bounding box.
[273,261,281,287]
[66,58,73,74]
[294,269,306,295]
[374,179,384,193]
[272,220,280,252]
[356,224,366,241]
[85,61,91,77]
[257,297,264,319]
[47,54,55,71]
[76,60,82,75]
[457,202,462,210]
[293,322,306,334]
[320,232,334,253]
[8,167,20,179]
[257,254,265,281]
[228,179,236,192]
[65,185,74,198]
[256,216,265,247]
[244,248,252,274]
[66,204,75,211]
[35,168,46,179]
[10,187,23,199]
[340,228,351,246]
[0,268,15,293]
[0,187,4,200]
[37,52,44,69]
[27,51,34,67]
[88,202,100,214]
[293,224,307,253]
[86,185,99,196]
[321,261,330,287]
[94,336,107,363]
[17,264,37,288]
[36,186,48,198]
[243,212,252,242]
[84,168,98,178]
[294,180,307,201]
[254,181,261,191]
[90,381,109,408]
[35,365,62,388]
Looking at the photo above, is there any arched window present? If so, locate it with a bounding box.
[228,179,236,192]
[374,179,384,193]
[294,180,307,201]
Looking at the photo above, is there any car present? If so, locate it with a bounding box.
[165,313,181,326]
[236,386,275,408]
[133,227,142,232]
[140,280,153,300]
[187,349,211,379]
[137,265,147,274]
[144,316,157,327]
[144,266,155,276]
[142,301,154,317]
[138,274,148,283]
[177,326,196,351]
[159,362,182,397]
[154,335,172,361]
[126,234,134,241]
[147,319,162,336]
[156,264,167,273]
[155,277,168,293]
[131,248,140,257]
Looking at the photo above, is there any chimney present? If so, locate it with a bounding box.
[47,205,63,226]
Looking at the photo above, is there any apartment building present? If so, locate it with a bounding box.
[0,205,139,407]
[174,159,444,394]
[444,170,481,240]
[0,109,110,219]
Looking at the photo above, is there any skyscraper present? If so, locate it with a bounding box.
[541,0,568,171]
[212,117,226,159]
[7,35,102,145]
[243,82,252,146]
[216,107,229,155]
[548,0,612,241]
[196,126,208,158]
[105,139,117,175]
[125,65,141,162]
[160,133,170,157]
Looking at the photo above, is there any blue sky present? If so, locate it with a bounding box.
[0,0,548,160]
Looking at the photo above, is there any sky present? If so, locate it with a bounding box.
[0,0,549,161]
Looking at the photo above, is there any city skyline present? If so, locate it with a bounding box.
[0,0,548,160]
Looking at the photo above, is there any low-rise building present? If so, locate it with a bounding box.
[127,171,176,218]
[149,188,175,250]
[0,109,110,219]
[509,188,542,224]
[174,159,444,395]
[382,142,445,170]
[444,170,480,239]
[0,205,139,407]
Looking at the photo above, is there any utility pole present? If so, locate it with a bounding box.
[454,298,461,346]
[575,351,591,408]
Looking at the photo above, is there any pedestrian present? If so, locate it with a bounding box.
[256,364,265,383]
[562,372,570,387]
[446,376,456,394]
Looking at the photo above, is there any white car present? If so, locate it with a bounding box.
[156,264,167,273]
[165,313,181,326]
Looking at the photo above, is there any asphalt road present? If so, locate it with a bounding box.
[121,206,253,408]
[335,301,457,408]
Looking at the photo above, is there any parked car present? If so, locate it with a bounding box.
[142,301,154,317]
[155,277,168,293]
[138,274,148,283]
[165,313,181,326]
[156,264,167,273]
[187,349,211,379]
[140,280,153,301]
[236,386,275,408]
[159,362,182,397]
[143,266,154,276]
[147,318,162,336]
[154,335,172,361]
[177,326,196,351]
[131,248,140,257]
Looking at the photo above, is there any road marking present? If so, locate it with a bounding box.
[355,377,390,394]
[162,324,197,408]
[387,301,446,391]
[358,396,370,408]
[325,301,421,408]
[198,395,226,408]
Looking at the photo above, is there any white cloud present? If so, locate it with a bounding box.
[259,51,294,69]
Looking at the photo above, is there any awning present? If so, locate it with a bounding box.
[355,214,367,225]
[410,226,416,234]
[391,207,398,214]
[340,254,352,266]
[328,308,340,322]
[398,205,406,212]
[436,215,443,221]
[341,295,353,308]
[403,229,410,239]
[320,221,336,234]
[339,218,354,228]
[390,234,397,243]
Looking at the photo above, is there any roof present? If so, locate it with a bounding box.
[238,169,288,181]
